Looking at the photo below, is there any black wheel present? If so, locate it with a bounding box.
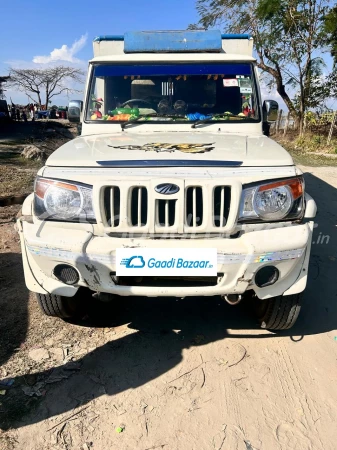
[254,294,302,330]
[36,292,82,319]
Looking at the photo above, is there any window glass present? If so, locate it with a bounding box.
[86,63,259,123]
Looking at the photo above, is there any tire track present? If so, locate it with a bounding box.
[223,377,243,449]
[274,344,323,450]
[280,345,324,449]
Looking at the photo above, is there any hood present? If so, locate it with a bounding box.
[46,132,293,168]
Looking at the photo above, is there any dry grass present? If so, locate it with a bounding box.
[0,165,37,198]
[273,131,337,166]
[0,145,42,197]
[0,120,77,198]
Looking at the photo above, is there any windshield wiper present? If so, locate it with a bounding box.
[191,114,249,128]
[120,114,152,130]
[120,113,186,130]
[191,115,214,129]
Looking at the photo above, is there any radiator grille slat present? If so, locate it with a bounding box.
[165,200,169,227]
[156,199,176,227]
[138,187,142,226]
[131,187,148,227]
[104,186,120,227]
[192,187,196,227]
[110,188,115,225]
[186,187,203,227]
[214,186,231,228]
[220,187,225,227]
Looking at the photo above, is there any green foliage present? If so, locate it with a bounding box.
[256,0,283,20]
[324,6,337,65]
[327,71,337,99]
[293,133,334,153]
[305,111,318,126]
[294,136,306,148]
[313,135,322,145]
[303,111,336,131]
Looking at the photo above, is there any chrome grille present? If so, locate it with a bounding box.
[102,181,236,233]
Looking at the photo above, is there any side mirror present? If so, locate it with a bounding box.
[263,100,279,123]
[68,100,83,123]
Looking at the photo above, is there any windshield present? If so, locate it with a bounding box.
[86,63,260,123]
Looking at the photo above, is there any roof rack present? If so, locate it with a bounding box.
[93,33,251,43]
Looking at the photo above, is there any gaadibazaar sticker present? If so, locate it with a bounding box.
[116,248,217,276]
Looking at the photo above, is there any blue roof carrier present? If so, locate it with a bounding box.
[93,31,251,53]
[93,35,125,42]
[93,33,251,42]
[124,30,222,53]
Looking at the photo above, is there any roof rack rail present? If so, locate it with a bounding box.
[93,33,251,43]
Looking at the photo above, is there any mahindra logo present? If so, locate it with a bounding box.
[155,183,180,195]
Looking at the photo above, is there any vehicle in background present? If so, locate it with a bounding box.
[68,100,83,123]
[18,30,317,330]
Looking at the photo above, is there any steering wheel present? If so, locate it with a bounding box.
[120,99,153,107]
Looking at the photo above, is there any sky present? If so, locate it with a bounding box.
[0,0,200,105]
[0,0,286,108]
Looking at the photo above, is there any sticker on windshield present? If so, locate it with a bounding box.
[238,78,251,87]
[238,79,252,93]
[240,87,253,94]
[223,79,238,87]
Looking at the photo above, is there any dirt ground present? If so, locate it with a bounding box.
[1,135,337,449]
[0,120,77,201]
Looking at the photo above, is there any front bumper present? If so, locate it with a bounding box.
[18,218,313,300]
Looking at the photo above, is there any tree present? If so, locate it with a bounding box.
[322,5,337,100]
[8,66,84,107]
[0,76,10,100]
[324,5,337,65]
[191,0,331,134]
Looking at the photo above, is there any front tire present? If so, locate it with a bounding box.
[254,294,302,330]
[36,293,81,319]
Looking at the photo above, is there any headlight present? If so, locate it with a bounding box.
[239,177,304,222]
[34,177,95,222]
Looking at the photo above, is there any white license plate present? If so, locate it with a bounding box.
[116,248,217,276]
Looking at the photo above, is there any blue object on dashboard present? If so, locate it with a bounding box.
[124,30,222,53]
[186,113,213,121]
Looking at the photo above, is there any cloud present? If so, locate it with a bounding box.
[32,34,87,64]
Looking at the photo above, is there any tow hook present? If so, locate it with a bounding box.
[222,294,242,305]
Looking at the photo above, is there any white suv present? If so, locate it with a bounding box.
[17,31,317,330]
